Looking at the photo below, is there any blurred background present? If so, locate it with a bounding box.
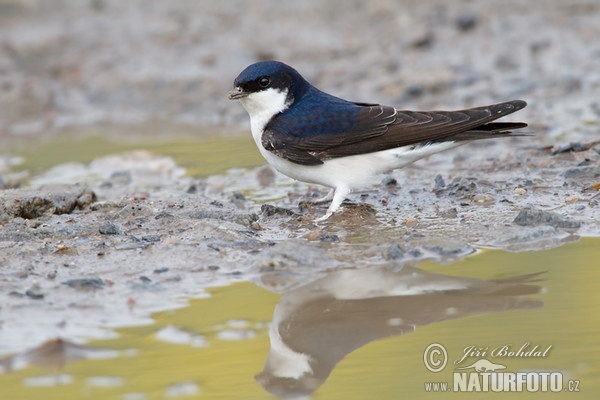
[1,0,598,151]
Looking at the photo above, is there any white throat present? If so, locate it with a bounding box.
[239,88,290,133]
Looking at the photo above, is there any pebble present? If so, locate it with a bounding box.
[565,194,579,203]
[319,234,340,243]
[62,277,106,291]
[386,243,405,260]
[381,176,398,187]
[455,12,478,31]
[261,204,295,217]
[99,222,120,235]
[434,174,446,191]
[513,206,581,229]
[25,289,45,300]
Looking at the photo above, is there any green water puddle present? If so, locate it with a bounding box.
[11,132,264,177]
[1,237,598,399]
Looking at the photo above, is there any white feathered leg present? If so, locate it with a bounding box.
[309,188,334,204]
[315,186,351,221]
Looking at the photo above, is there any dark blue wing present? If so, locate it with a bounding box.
[263,89,527,165]
[262,87,396,164]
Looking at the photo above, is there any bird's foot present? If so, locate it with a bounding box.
[315,210,335,222]
[306,188,335,205]
[313,187,350,222]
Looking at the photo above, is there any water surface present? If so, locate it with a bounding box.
[1,238,598,399]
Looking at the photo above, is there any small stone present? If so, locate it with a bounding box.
[186,184,198,194]
[386,243,405,260]
[381,176,397,187]
[153,267,169,274]
[513,206,581,229]
[404,218,419,227]
[319,234,340,243]
[139,276,151,283]
[62,277,106,291]
[232,192,246,201]
[251,221,263,230]
[434,174,446,190]
[261,204,294,217]
[455,12,478,32]
[99,223,119,235]
[514,187,527,195]
[25,289,45,300]
[142,234,161,242]
[552,142,588,154]
[409,26,434,48]
[565,194,579,203]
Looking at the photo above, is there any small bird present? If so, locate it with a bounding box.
[229,61,528,220]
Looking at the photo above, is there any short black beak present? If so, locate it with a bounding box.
[228,87,248,100]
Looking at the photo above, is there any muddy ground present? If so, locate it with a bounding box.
[0,0,599,355]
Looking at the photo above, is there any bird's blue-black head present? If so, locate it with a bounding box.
[229,61,310,104]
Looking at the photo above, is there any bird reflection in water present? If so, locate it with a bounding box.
[254,264,544,398]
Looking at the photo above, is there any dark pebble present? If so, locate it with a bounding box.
[552,142,588,154]
[186,184,198,194]
[62,277,106,290]
[142,234,161,242]
[208,265,220,271]
[261,204,295,217]
[455,12,478,31]
[155,212,174,219]
[381,176,397,187]
[404,84,424,98]
[513,206,581,229]
[210,200,224,207]
[153,267,169,274]
[139,276,152,283]
[99,223,120,235]
[409,249,424,258]
[232,192,246,201]
[386,243,405,260]
[434,174,446,190]
[25,289,45,300]
[410,28,434,48]
[208,243,220,251]
[319,234,340,243]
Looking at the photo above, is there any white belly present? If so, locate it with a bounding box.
[251,121,459,190]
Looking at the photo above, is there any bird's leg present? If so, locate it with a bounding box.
[315,187,351,221]
[309,188,335,204]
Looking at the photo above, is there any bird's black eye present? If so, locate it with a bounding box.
[258,76,271,87]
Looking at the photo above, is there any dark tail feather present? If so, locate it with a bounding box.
[445,122,531,142]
